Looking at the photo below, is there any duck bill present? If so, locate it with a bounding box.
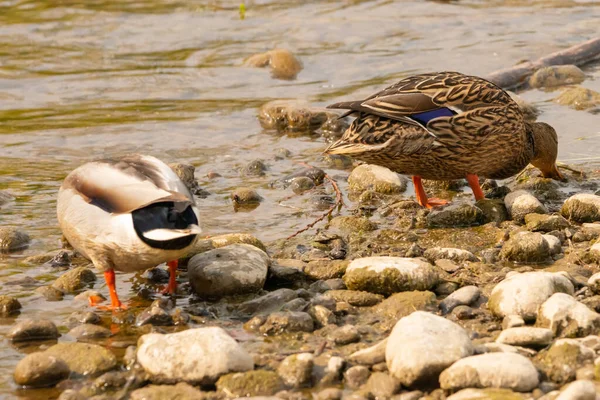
[541,164,566,182]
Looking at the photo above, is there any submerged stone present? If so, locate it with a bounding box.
[44,342,116,376]
[52,267,96,293]
[14,352,70,388]
[7,319,60,342]
[0,227,31,252]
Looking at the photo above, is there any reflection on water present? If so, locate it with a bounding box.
[1,0,599,397]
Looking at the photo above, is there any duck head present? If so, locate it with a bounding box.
[528,122,565,181]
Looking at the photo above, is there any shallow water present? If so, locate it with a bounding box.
[1,0,600,398]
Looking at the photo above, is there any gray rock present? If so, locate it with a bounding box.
[52,267,97,293]
[543,234,562,256]
[137,327,253,384]
[13,352,70,388]
[44,342,117,376]
[238,288,298,315]
[536,339,595,384]
[525,214,570,232]
[240,159,267,176]
[529,65,585,88]
[277,353,313,388]
[561,194,600,223]
[259,311,314,335]
[290,177,315,194]
[424,247,478,263]
[135,299,184,327]
[500,231,551,263]
[364,372,401,398]
[328,325,360,345]
[439,353,539,392]
[504,190,547,223]
[0,227,31,252]
[68,324,112,340]
[452,305,475,320]
[537,293,600,337]
[189,244,269,298]
[496,327,553,347]
[344,365,370,389]
[308,305,336,327]
[555,380,596,400]
[435,259,462,273]
[489,271,574,321]
[129,382,205,400]
[348,164,407,194]
[34,286,64,301]
[343,256,439,296]
[7,319,60,342]
[427,204,484,228]
[323,290,383,307]
[349,339,387,365]
[476,199,509,225]
[502,315,525,330]
[440,286,481,314]
[386,311,474,386]
[65,311,101,328]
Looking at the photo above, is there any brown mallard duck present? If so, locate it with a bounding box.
[324,71,564,208]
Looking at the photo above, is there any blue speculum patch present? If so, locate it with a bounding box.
[409,107,456,124]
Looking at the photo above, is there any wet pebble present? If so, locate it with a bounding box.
[496,327,553,347]
[529,65,585,88]
[320,154,353,169]
[137,327,253,384]
[500,231,551,262]
[52,267,97,293]
[240,159,267,176]
[424,247,478,263]
[364,372,401,398]
[66,311,101,328]
[536,339,594,384]
[537,293,600,337]
[189,244,269,298]
[561,194,600,223]
[34,285,64,301]
[309,304,336,327]
[277,353,314,388]
[525,213,570,232]
[349,339,387,365]
[452,305,475,320]
[73,290,105,303]
[216,370,284,397]
[136,299,176,327]
[0,295,22,316]
[0,226,31,252]
[329,215,377,233]
[44,342,117,376]
[141,267,170,284]
[231,187,263,209]
[476,199,509,224]
[343,256,439,296]
[328,324,360,345]
[440,285,481,314]
[129,382,205,400]
[436,281,458,296]
[7,319,60,342]
[323,290,383,307]
[238,288,297,315]
[554,86,600,110]
[344,365,370,389]
[427,204,484,228]
[244,48,303,80]
[68,324,112,340]
[348,164,407,194]
[386,311,474,386]
[290,176,315,194]
[440,353,539,392]
[489,271,574,321]
[259,311,314,335]
[13,352,70,388]
[504,190,547,223]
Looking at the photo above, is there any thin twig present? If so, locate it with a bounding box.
[286,172,344,240]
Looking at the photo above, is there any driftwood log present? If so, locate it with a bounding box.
[486,36,600,90]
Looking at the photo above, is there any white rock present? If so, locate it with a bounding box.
[488,271,574,321]
[137,327,253,384]
[502,315,525,330]
[423,247,478,263]
[588,272,600,295]
[543,235,562,255]
[439,353,539,392]
[555,380,596,400]
[386,311,473,386]
[477,342,520,354]
[589,242,600,263]
[537,293,600,337]
[348,164,407,194]
[496,327,553,347]
[440,286,481,314]
[343,257,439,295]
[579,335,600,352]
[349,339,387,365]
[561,193,600,223]
[504,190,547,223]
[188,244,269,298]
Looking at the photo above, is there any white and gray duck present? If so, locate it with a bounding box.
[57,154,201,310]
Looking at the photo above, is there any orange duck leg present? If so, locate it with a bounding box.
[88,269,127,310]
[466,173,485,201]
[412,176,449,209]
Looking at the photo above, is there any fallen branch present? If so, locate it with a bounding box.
[486,36,600,90]
[286,172,344,240]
